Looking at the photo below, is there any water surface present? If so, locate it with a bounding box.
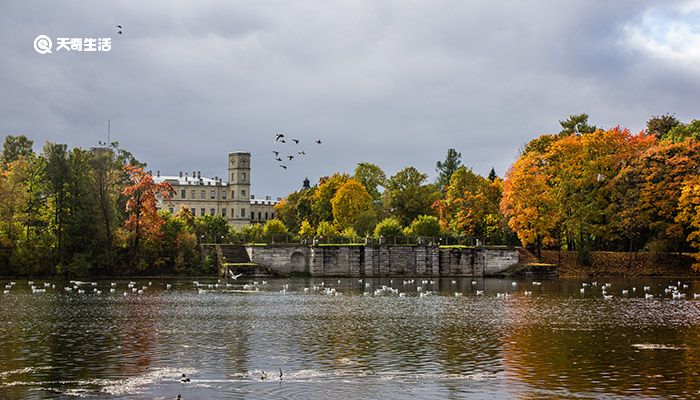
[1,277,700,399]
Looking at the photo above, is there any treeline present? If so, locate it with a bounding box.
[274,150,514,244]
[500,114,700,268]
[0,136,228,276]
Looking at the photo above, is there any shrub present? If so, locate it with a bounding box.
[298,220,314,237]
[409,215,441,237]
[240,224,264,243]
[264,218,288,240]
[373,217,403,238]
[316,220,337,240]
[340,227,359,242]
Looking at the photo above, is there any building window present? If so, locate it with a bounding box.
[191,190,195,199]
[265,212,268,220]
[258,212,261,220]
[241,208,246,217]
[210,190,215,199]
[222,191,227,199]
[200,190,205,199]
[241,190,246,198]
[222,208,226,217]
[231,173,235,181]
[169,207,174,214]
[210,208,215,215]
[181,190,186,199]
[191,208,196,216]
[242,172,246,182]
[200,208,205,216]
[272,213,275,219]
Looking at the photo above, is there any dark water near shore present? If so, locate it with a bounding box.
[1,276,700,399]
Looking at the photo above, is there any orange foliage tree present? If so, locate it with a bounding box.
[122,165,173,256]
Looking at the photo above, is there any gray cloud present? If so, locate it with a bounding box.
[1,0,699,197]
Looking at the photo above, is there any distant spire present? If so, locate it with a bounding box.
[303,177,310,189]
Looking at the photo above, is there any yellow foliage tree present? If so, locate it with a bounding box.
[331,179,373,230]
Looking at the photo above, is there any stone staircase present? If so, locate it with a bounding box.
[216,244,281,278]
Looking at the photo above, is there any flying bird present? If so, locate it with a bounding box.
[287,155,294,160]
[116,25,123,34]
[273,151,279,156]
[298,151,305,155]
[228,270,243,280]
[315,140,322,144]
[275,157,282,162]
[275,133,285,142]
[279,165,287,170]
[280,139,286,143]
[292,139,300,144]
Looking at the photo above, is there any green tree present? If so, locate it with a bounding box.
[487,167,497,182]
[662,119,700,143]
[384,167,437,226]
[646,114,680,139]
[195,214,230,243]
[1,135,34,166]
[44,142,71,264]
[559,113,597,136]
[436,148,462,191]
[354,162,386,204]
[240,224,264,243]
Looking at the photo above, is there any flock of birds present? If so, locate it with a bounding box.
[272,132,323,171]
[3,278,700,300]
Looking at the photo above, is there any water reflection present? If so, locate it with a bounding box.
[1,277,699,399]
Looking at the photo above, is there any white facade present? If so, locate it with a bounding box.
[154,151,277,228]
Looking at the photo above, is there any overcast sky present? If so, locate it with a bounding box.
[1,1,700,197]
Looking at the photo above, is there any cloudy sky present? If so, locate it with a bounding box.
[1,1,699,197]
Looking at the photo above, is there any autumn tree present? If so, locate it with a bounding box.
[331,179,373,230]
[122,165,173,263]
[354,162,386,208]
[434,166,505,242]
[312,173,349,223]
[676,176,700,269]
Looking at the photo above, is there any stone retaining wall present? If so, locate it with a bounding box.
[242,245,518,277]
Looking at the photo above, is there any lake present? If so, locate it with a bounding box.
[1,277,700,399]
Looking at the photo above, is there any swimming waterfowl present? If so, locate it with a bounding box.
[180,373,190,383]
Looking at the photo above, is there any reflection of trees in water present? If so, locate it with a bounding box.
[499,298,700,398]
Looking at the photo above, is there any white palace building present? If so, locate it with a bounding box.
[154,151,279,227]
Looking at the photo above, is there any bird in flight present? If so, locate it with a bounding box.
[280,139,286,143]
[279,165,287,170]
[298,151,306,155]
[228,270,243,280]
[287,155,294,160]
[315,140,322,144]
[116,25,123,34]
[273,150,279,156]
[275,133,285,142]
[275,157,282,162]
[292,139,300,144]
